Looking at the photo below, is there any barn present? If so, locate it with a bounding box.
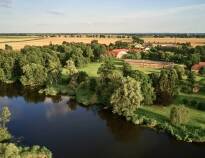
[192,62,205,72]
[109,49,129,59]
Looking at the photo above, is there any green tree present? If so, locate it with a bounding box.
[83,46,94,60]
[156,68,178,105]
[97,70,123,105]
[132,36,144,44]
[0,68,5,82]
[114,41,129,49]
[91,43,107,61]
[47,69,61,85]
[0,143,52,158]
[187,71,196,86]
[111,77,143,118]
[185,54,200,70]
[20,63,47,86]
[170,105,189,125]
[199,67,205,75]
[97,59,116,79]
[127,70,156,105]
[0,128,11,142]
[173,65,185,80]
[0,106,11,128]
[122,62,132,77]
[5,44,13,51]
[64,60,78,76]
[97,59,123,106]
[71,48,86,67]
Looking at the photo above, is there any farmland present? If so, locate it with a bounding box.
[143,37,205,47]
[0,36,130,50]
[1,35,205,50]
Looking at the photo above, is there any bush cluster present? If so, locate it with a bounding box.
[170,105,189,125]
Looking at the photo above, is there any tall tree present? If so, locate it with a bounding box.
[111,77,143,118]
[185,54,200,70]
[0,106,11,128]
[125,69,156,106]
[20,63,47,86]
[155,68,178,105]
[97,59,116,79]
[132,36,144,44]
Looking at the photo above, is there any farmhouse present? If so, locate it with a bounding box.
[109,49,129,58]
[192,62,205,72]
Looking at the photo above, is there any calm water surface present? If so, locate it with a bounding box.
[0,84,204,158]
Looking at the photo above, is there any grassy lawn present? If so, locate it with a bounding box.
[78,59,162,77]
[141,105,205,129]
[78,63,102,77]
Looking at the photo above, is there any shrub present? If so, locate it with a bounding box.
[170,105,189,125]
[0,128,11,142]
[182,99,189,105]
[198,102,205,111]
[0,68,5,82]
[199,67,205,75]
[76,80,98,106]
[173,65,185,80]
[76,71,89,84]
[180,84,193,94]
[0,143,52,158]
[63,60,78,76]
[190,100,198,108]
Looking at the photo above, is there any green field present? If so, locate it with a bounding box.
[78,60,161,77]
[141,105,205,129]
[78,63,101,77]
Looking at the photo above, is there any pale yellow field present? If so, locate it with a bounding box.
[0,37,130,50]
[143,37,205,47]
[1,36,205,50]
[0,36,39,42]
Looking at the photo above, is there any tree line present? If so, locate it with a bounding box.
[0,41,107,87]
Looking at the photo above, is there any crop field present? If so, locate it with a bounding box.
[1,36,205,50]
[0,36,39,42]
[0,36,130,50]
[143,37,205,47]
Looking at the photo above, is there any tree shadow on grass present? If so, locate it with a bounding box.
[136,108,169,123]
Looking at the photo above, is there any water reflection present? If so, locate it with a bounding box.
[0,84,204,158]
[0,83,45,103]
[45,96,71,118]
[98,110,141,143]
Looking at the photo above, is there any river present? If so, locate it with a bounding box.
[0,84,204,158]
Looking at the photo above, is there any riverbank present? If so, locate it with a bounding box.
[38,60,205,143]
[131,106,205,143]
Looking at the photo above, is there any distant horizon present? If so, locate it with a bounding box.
[0,32,205,34]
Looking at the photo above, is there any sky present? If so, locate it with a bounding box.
[0,0,205,33]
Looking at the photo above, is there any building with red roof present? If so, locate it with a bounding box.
[192,62,205,72]
[108,49,129,58]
